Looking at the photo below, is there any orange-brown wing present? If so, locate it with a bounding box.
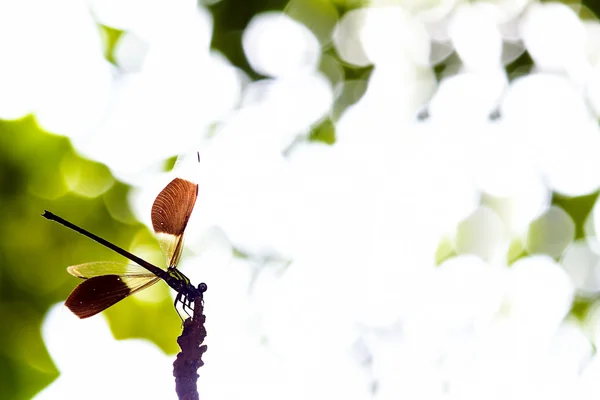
[65,262,160,319]
[151,178,198,267]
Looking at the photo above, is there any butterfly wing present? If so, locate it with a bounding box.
[151,178,198,267]
[65,261,161,319]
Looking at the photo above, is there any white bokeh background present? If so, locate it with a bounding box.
[1,0,597,398]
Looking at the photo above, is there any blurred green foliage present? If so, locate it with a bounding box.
[309,118,336,144]
[0,117,182,399]
[99,24,124,65]
[552,192,599,240]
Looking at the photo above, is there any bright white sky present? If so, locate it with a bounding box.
[3,0,598,398]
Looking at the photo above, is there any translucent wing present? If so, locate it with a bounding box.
[67,261,158,278]
[65,261,161,319]
[151,178,198,267]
